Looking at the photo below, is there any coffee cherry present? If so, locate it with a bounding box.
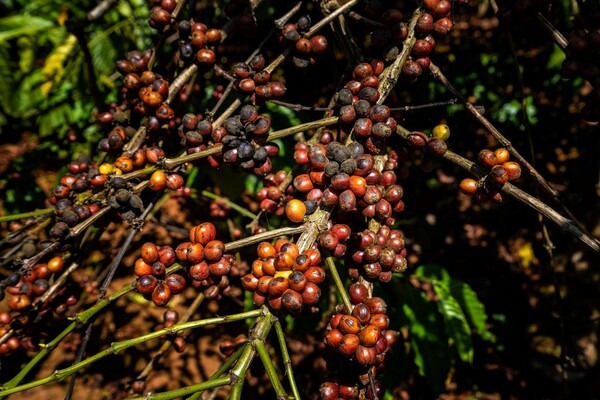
[490,165,508,184]
[478,149,498,167]
[286,199,306,223]
[365,297,387,314]
[355,344,377,365]
[190,222,217,245]
[136,275,158,295]
[349,283,369,304]
[416,13,434,34]
[196,49,216,64]
[338,315,361,335]
[204,240,225,261]
[338,334,360,356]
[432,124,450,141]
[47,256,65,273]
[503,161,521,180]
[434,17,453,36]
[281,289,303,312]
[406,131,428,148]
[459,178,478,195]
[319,382,339,400]
[152,283,172,306]
[352,303,372,325]
[189,261,210,281]
[149,170,167,191]
[311,35,328,53]
[165,274,187,294]
[426,138,448,156]
[141,242,159,264]
[494,148,510,164]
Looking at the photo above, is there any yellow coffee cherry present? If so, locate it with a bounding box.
[98,163,113,175]
[432,124,450,141]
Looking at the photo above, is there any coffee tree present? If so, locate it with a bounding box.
[0,0,598,398]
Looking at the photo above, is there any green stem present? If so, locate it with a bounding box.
[229,313,274,400]
[0,208,54,223]
[1,283,133,390]
[185,345,245,400]
[201,190,258,220]
[274,320,301,400]
[139,376,230,400]
[325,256,352,312]
[255,338,288,399]
[0,309,264,397]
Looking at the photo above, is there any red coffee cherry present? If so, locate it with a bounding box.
[152,283,172,306]
[165,274,187,294]
[189,261,210,281]
[348,283,369,304]
[204,240,225,261]
[355,344,377,365]
[302,282,321,305]
[338,315,361,335]
[338,334,360,356]
[241,274,259,291]
[136,275,158,295]
[141,242,159,264]
[190,222,217,245]
[351,303,372,325]
[365,297,387,314]
[310,35,328,53]
[281,289,303,313]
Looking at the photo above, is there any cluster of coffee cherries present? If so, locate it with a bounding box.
[320,286,399,400]
[292,140,404,226]
[334,62,399,153]
[3,255,64,312]
[174,19,221,66]
[231,54,286,100]
[405,128,449,157]
[215,105,279,175]
[47,157,113,240]
[241,239,324,314]
[0,255,90,355]
[256,170,291,216]
[403,0,455,81]
[278,15,329,68]
[561,29,600,123]
[135,242,186,307]
[459,147,522,203]
[106,177,145,222]
[177,222,233,299]
[347,226,407,282]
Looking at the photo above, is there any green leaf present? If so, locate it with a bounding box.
[0,44,13,114]
[0,15,54,42]
[450,279,495,342]
[414,264,451,286]
[433,282,474,363]
[402,285,450,394]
